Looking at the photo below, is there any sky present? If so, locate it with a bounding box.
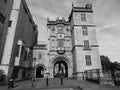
[25,0,120,62]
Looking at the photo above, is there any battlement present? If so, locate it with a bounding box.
[47,17,70,25]
[72,3,93,12]
[68,3,93,21]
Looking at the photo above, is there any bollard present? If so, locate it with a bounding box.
[31,80,35,87]
[61,76,63,85]
[8,79,14,88]
[31,78,35,87]
[46,76,49,86]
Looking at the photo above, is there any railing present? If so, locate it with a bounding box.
[85,69,101,84]
[74,68,120,85]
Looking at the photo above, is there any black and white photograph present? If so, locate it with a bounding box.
[0,0,120,90]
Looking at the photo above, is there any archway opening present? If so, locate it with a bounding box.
[54,60,68,78]
[36,66,44,78]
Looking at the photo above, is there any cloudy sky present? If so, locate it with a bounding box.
[26,0,120,62]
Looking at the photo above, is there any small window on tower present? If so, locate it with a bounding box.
[85,55,92,66]
[81,13,86,22]
[82,26,88,35]
[52,26,55,32]
[51,39,55,47]
[84,40,90,49]
[38,54,41,59]
[66,27,69,32]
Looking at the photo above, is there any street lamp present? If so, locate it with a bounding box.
[31,57,36,87]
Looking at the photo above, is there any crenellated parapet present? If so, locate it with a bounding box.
[47,17,70,25]
[72,3,93,12]
[69,3,93,21]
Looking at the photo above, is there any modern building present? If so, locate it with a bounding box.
[0,0,38,81]
[33,4,102,79]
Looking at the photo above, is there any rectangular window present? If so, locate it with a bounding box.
[82,26,88,35]
[66,40,70,47]
[81,13,86,22]
[57,29,63,34]
[51,26,56,36]
[85,55,92,65]
[38,54,41,59]
[15,45,20,57]
[84,40,90,49]
[8,20,12,27]
[57,39,64,47]
[51,39,55,47]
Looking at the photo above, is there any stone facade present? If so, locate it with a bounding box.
[47,18,73,78]
[47,4,102,78]
[0,0,38,81]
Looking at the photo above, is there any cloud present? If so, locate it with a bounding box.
[95,0,103,5]
[26,0,120,62]
[96,24,118,31]
[96,24,120,62]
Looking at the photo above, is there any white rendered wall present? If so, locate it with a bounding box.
[1,0,21,75]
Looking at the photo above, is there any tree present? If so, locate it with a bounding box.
[100,55,111,70]
[100,55,120,72]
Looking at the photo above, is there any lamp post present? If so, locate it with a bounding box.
[31,57,36,87]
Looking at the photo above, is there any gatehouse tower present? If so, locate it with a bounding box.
[33,4,102,79]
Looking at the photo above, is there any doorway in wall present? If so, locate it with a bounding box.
[36,66,44,78]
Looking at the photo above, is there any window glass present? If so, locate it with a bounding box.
[81,13,86,22]
[85,55,92,65]
[84,40,90,49]
[82,26,88,35]
[57,39,64,47]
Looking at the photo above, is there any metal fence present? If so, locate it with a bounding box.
[85,69,101,84]
[75,68,120,85]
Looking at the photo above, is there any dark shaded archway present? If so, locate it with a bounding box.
[36,66,44,78]
[54,60,68,78]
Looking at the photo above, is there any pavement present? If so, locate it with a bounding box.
[0,78,120,90]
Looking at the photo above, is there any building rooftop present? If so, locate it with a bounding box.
[34,41,47,50]
[47,17,70,25]
[69,3,93,21]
